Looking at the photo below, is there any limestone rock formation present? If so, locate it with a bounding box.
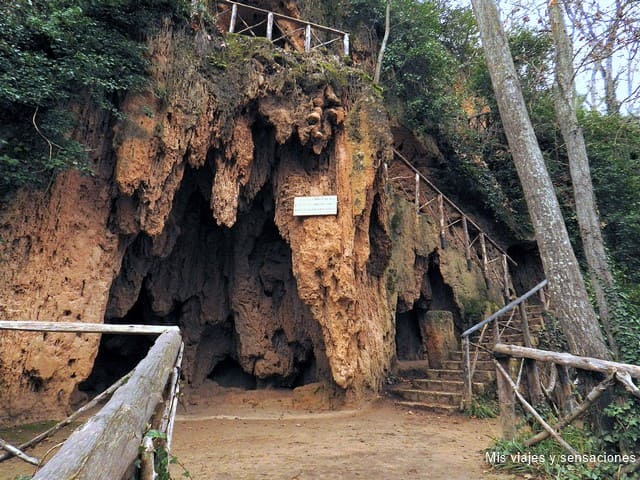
[0,30,394,423]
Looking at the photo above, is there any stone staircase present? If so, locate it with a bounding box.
[389,303,546,413]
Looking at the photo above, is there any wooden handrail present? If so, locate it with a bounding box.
[0,320,179,335]
[391,148,516,265]
[462,279,547,338]
[217,0,349,39]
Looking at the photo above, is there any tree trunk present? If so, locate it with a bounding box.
[470,0,611,361]
[374,0,391,85]
[549,0,618,357]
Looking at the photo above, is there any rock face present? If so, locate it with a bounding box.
[0,30,395,423]
[0,28,506,424]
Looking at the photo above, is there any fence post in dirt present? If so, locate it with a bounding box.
[343,33,350,56]
[305,24,312,52]
[266,12,274,41]
[438,194,446,249]
[32,329,182,480]
[495,355,516,440]
[462,216,472,270]
[229,3,238,33]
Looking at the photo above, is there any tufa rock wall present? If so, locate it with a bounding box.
[0,30,395,423]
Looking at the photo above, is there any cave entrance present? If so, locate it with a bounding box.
[394,249,462,361]
[84,154,327,397]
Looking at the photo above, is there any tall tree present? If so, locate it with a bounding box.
[548,0,618,357]
[469,0,610,360]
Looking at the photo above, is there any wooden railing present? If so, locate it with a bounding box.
[216,0,350,56]
[388,148,516,299]
[0,322,183,480]
[460,279,548,406]
[493,343,640,472]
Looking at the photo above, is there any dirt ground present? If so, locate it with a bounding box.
[169,383,517,480]
[0,383,519,480]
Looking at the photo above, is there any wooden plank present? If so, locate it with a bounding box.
[33,329,182,480]
[0,321,179,335]
[494,343,640,379]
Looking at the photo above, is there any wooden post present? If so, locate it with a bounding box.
[305,24,312,52]
[480,233,490,289]
[229,3,238,33]
[495,356,516,440]
[266,12,274,41]
[556,364,575,415]
[462,216,472,271]
[415,173,420,217]
[438,194,446,249]
[539,286,547,312]
[519,303,544,406]
[462,336,472,406]
[383,162,389,194]
[33,330,182,480]
[343,33,350,56]
[502,254,510,301]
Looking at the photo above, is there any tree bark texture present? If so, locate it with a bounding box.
[470,0,610,360]
[33,329,182,480]
[549,0,618,357]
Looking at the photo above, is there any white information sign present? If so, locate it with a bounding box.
[293,195,338,216]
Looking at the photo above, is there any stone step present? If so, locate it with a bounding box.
[443,359,494,371]
[391,387,462,406]
[411,378,485,395]
[448,350,492,362]
[395,400,459,415]
[424,368,495,382]
[393,360,430,379]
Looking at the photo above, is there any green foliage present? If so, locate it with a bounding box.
[0,0,190,196]
[142,429,192,479]
[463,397,498,419]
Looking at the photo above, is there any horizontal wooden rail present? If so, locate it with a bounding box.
[32,329,183,480]
[0,321,179,335]
[392,147,515,265]
[493,343,640,379]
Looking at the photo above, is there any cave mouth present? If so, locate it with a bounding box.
[395,296,427,361]
[395,250,462,361]
[83,156,327,396]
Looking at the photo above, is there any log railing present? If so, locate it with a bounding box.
[0,322,183,480]
[216,0,350,56]
[492,342,640,471]
[460,279,548,406]
[388,148,516,300]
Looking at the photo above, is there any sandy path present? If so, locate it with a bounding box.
[171,394,516,480]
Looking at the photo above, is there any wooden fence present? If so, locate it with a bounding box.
[216,0,349,56]
[0,322,183,480]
